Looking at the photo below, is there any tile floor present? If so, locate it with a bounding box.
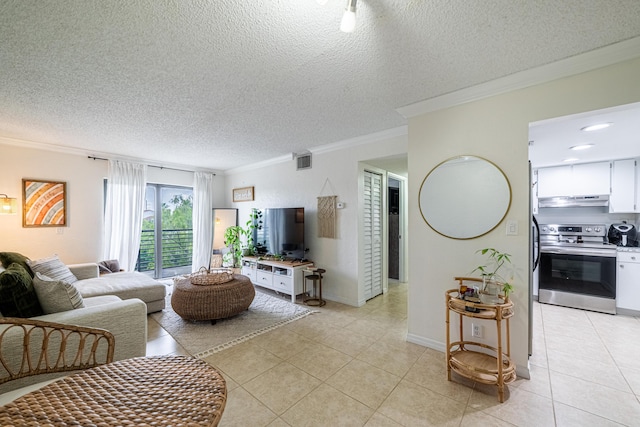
[147,284,640,426]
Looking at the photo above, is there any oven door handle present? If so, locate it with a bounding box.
[541,247,617,257]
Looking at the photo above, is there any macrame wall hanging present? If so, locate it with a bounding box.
[317,178,337,238]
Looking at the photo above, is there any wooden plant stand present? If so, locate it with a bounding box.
[445,281,516,402]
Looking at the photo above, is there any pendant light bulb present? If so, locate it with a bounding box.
[340,0,357,33]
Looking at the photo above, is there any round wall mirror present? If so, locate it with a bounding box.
[419,156,511,239]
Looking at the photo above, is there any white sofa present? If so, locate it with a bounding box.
[69,263,167,314]
[0,257,162,399]
[0,294,147,397]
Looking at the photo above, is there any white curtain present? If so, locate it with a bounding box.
[103,160,147,271]
[191,172,215,272]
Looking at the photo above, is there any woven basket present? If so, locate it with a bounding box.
[189,267,234,286]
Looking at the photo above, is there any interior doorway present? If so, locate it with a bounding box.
[363,169,384,300]
[526,101,640,358]
[388,173,407,283]
[359,155,408,305]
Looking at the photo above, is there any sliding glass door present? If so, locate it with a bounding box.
[137,184,193,278]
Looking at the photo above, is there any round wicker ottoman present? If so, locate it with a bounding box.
[171,274,255,322]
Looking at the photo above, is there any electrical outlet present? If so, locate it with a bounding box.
[471,323,482,338]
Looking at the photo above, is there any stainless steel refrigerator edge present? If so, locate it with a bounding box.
[529,162,541,357]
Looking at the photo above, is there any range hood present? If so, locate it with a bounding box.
[538,195,609,208]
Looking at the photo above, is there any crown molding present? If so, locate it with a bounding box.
[0,136,219,174]
[0,135,87,156]
[397,37,640,118]
[225,126,408,175]
[224,153,294,175]
[310,126,408,155]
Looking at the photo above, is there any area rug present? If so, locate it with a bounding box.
[150,287,314,358]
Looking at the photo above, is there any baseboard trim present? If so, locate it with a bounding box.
[406,333,446,353]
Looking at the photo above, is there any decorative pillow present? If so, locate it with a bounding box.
[98,259,121,274]
[0,252,34,277]
[27,255,78,284]
[0,263,44,317]
[32,273,84,314]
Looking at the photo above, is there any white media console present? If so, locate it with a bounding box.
[241,256,313,303]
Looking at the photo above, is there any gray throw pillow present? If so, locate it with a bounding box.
[32,272,84,314]
[27,254,78,284]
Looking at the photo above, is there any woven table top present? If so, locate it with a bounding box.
[0,355,226,426]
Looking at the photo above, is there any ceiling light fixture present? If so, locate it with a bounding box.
[562,158,579,163]
[581,123,611,132]
[340,0,357,33]
[0,193,18,214]
[570,144,594,151]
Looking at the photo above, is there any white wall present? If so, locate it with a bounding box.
[224,132,408,306]
[407,57,640,378]
[0,140,226,264]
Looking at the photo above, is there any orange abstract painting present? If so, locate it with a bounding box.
[22,179,66,227]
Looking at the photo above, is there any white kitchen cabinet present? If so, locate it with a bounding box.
[610,159,637,213]
[537,166,573,197]
[537,162,610,198]
[616,250,640,313]
[572,162,611,196]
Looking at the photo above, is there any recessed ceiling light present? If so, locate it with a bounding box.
[570,144,594,151]
[581,123,611,132]
[562,158,579,162]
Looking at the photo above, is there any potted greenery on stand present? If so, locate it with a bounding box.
[472,248,514,301]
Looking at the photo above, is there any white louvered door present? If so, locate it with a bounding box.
[364,170,383,300]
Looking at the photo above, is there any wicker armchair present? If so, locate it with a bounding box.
[0,317,115,387]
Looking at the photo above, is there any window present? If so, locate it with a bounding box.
[137,184,193,278]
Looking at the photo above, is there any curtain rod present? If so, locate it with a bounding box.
[87,156,215,175]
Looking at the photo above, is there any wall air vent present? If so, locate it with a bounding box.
[296,153,312,170]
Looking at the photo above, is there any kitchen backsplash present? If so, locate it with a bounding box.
[536,207,639,230]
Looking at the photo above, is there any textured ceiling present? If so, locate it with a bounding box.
[2,0,640,171]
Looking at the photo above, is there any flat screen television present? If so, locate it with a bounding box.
[252,208,305,259]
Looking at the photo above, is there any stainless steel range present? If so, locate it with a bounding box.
[538,224,617,314]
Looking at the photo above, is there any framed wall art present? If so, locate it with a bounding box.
[22,179,67,227]
[232,186,254,202]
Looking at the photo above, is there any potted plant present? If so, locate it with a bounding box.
[223,225,245,268]
[243,209,263,256]
[224,210,264,266]
[472,248,514,299]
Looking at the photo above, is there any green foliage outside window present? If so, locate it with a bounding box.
[137,194,193,272]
